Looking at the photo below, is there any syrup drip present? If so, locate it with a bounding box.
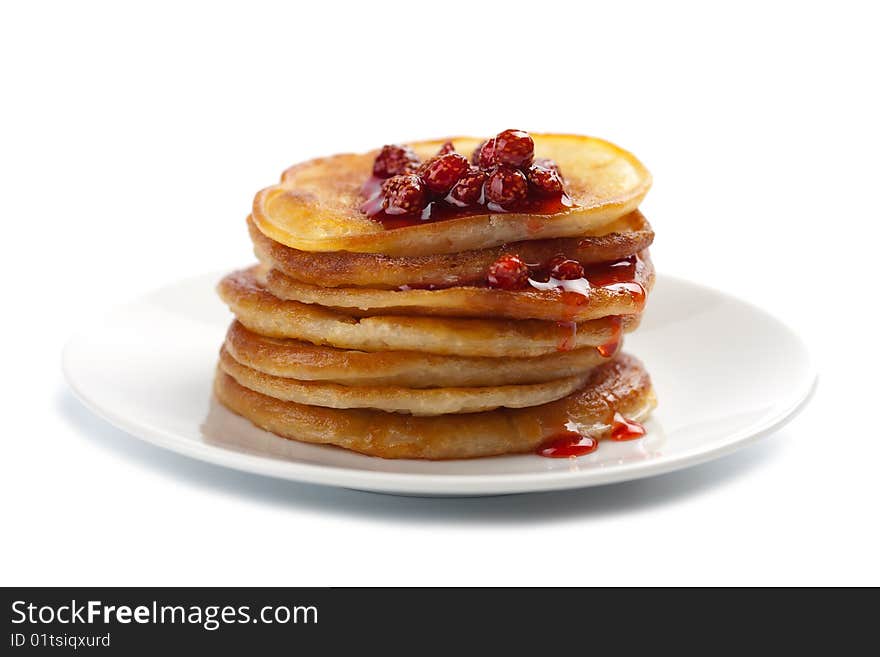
[528,276,591,297]
[582,255,637,286]
[597,317,622,358]
[536,430,598,458]
[603,282,647,308]
[560,290,589,322]
[534,410,647,458]
[610,412,647,441]
[584,256,646,308]
[556,321,577,352]
[529,270,592,327]
[597,339,620,358]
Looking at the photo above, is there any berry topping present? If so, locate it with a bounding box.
[533,157,562,175]
[446,167,486,207]
[489,129,535,168]
[372,144,420,178]
[473,139,496,168]
[484,166,528,207]
[487,254,530,290]
[418,152,470,194]
[362,130,571,225]
[527,162,565,196]
[549,257,585,280]
[381,175,428,215]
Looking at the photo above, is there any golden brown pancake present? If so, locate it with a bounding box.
[217,267,640,357]
[253,134,652,256]
[214,353,656,459]
[249,211,654,289]
[219,347,593,415]
[261,250,653,322]
[224,321,619,387]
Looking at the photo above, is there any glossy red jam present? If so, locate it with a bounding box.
[597,317,623,358]
[556,321,577,352]
[524,255,644,306]
[364,190,573,230]
[582,255,637,286]
[361,130,574,229]
[536,430,598,458]
[610,412,647,441]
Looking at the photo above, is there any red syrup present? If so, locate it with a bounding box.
[555,321,577,352]
[582,255,637,286]
[603,282,646,308]
[610,412,647,441]
[536,430,598,458]
[560,289,588,318]
[585,256,646,309]
[597,316,622,358]
[527,255,645,323]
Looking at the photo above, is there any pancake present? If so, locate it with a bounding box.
[224,321,619,387]
[214,352,656,459]
[249,211,654,289]
[218,267,640,357]
[219,347,593,415]
[261,250,653,322]
[253,134,652,256]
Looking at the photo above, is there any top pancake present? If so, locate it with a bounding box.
[252,134,652,256]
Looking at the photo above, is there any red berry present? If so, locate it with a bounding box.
[491,129,534,168]
[418,153,469,194]
[527,163,564,196]
[447,167,486,207]
[437,141,455,155]
[372,144,420,178]
[381,175,428,215]
[473,139,496,168]
[550,258,585,280]
[533,157,562,176]
[484,166,528,207]
[487,254,530,290]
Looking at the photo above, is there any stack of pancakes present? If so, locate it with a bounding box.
[215,134,657,459]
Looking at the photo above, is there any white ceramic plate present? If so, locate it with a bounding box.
[62,273,815,496]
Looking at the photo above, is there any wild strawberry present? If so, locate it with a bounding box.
[490,129,534,168]
[418,153,469,194]
[550,257,585,280]
[527,163,564,196]
[487,254,530,290]
[533,157,562,176]
[473,139,496,168]
[437,141,455,155]
[372,144,420,178]
[484,166,528,207]
[446,167,486,207]
[381,175,428,215]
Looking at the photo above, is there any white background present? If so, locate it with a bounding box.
[2,1,878,586]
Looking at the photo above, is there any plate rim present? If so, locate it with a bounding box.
[61,273,817,496]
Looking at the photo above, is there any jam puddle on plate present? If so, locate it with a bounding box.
[535,413,647,458]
